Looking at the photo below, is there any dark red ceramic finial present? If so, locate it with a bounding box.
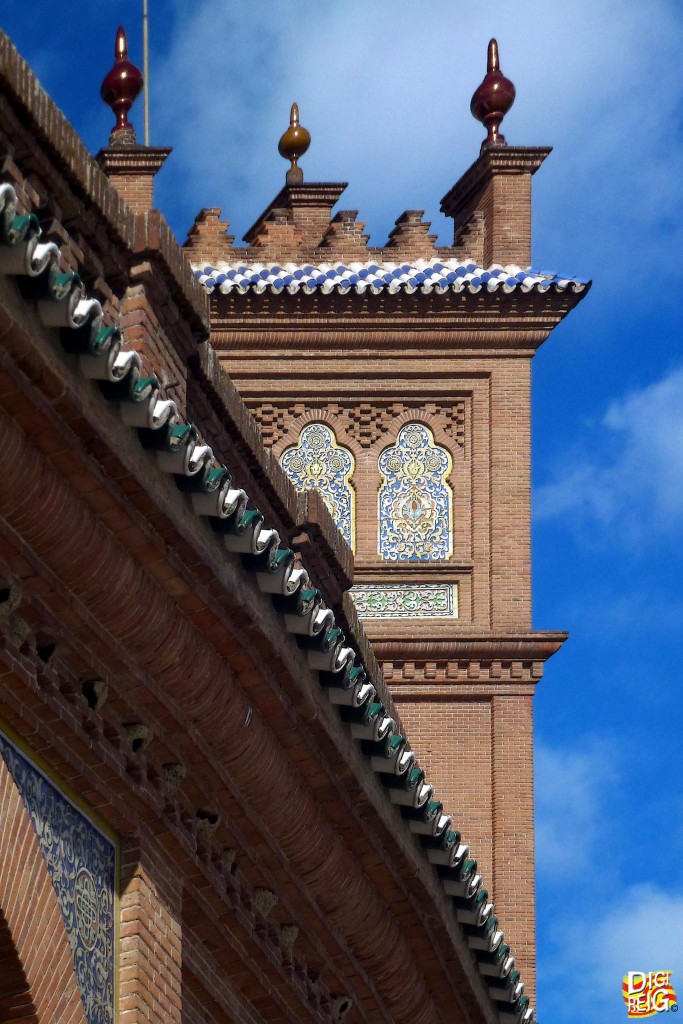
[278,103,311,185]
[470,39,516,151]
[100,26,143,142]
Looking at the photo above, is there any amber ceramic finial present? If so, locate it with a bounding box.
[470,39,516,151]
[278,103,311,185]
[100,26,143,144]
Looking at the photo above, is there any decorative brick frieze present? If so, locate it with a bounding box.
[251,401,310,446]
[346,402,389,448]
[250,398,467,451]
[348,400,466,449]
[433,401,466,446]
[382,658,542,684]
[372,635,565,671]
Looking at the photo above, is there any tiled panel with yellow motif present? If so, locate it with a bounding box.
[281,422,355,549]
[378,423,452,560]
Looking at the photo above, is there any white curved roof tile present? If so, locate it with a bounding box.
[194,257,588,297]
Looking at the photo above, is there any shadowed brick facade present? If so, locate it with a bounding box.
[0,26,588,1024]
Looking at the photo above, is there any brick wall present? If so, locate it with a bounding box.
[386,678,538,997]
[396,696,494,879]
[119,833,183,1024]
[492,694,536,994]
[106,171,154,213]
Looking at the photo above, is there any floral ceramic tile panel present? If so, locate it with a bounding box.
[280,422,355,548]
[0,728,116,1024]
[352,583,458,618]
[378,423,452,560]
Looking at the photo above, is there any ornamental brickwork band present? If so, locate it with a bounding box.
[252,400,466,449]
[351,583,458,619]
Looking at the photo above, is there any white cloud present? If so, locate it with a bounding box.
[536,738,683,1022]
[534,365,683,537]
[541,884,683,1024]
[535,738,618,881]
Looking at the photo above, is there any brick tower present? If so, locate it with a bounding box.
[186,41,589,992]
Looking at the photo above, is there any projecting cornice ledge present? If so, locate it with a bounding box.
[373,631,567,660]
[372,631,568,689]
[440,147,553,221]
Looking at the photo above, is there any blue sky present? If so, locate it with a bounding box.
[2,3,683,1021]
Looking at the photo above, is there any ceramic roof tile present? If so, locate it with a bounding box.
[194,257,587,297]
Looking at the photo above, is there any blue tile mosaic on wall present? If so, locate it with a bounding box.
[0,727,116,1024]
[280,422,355,549]
[378,423,452,561]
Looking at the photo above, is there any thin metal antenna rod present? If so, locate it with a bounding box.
[143,0,150,145]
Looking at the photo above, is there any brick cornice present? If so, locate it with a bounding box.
[373,631,568,663]
[208,286,587,337]
[440,146,552,220]
[373,632,568,686]
[96,145,173,176]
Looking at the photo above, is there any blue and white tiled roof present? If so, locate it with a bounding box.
[194,258,587,296]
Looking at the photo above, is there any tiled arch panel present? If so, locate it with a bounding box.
[280,422,356,549]
[378,423,453,561]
